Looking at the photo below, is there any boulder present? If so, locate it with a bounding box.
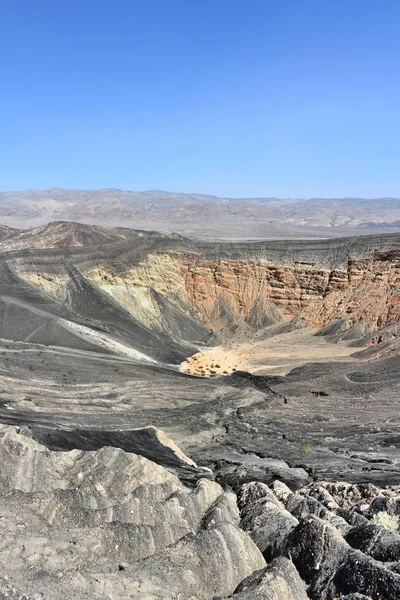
[285,515,400,600]
[345,521,400,561]
[231,557,309,599]
[237,482,298,560]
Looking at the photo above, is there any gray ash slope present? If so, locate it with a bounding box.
[0,226,398,485]
[0,248,205,364]
[0,225,400,599]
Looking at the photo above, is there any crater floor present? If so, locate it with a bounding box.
[180,326,358,377]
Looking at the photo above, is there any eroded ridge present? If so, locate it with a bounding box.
[1,426,400,600]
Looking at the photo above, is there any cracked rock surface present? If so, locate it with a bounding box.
[0,425,264,599]
[1,427,400,600]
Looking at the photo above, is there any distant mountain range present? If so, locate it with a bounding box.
[1,188,400,238]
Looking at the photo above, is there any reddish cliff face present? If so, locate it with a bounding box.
[173,254,347,330]
[83,249,399,335]
[20,244,400,338]
[170,250,400,333]
[301,251,400,331]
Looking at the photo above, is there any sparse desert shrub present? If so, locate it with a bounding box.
[300,439,313,454]
[372,511,399,530]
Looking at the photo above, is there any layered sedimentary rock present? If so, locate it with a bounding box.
[173,248,400,333]
[179,255,344,327]
[2,426,400,600]
[303,250,400,332]
[9,229,399,343]
[0,425,265,600]
[85,246,400,335]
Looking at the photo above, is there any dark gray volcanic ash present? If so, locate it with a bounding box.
[0,225,400,599]
[0,228,398,486]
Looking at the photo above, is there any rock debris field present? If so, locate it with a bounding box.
[1,425,400,599]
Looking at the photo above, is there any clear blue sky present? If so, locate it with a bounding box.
[0,0,399,197]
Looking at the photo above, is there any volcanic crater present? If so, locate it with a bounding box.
[0,222,400,599]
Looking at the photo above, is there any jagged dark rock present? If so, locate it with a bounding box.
[237,482,298,560]
[367,492,400,518]
[230,557,309,599]
[285,515,400,600]
[338,595,373,600]
[345,521,400,561]
[285,491,351,533]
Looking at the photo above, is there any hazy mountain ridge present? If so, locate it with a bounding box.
[0,220,182,251]
[1,189,400,238]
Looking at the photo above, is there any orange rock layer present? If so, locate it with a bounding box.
[172,250,400,332]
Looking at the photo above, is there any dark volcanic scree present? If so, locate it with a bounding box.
[0,221,400,600]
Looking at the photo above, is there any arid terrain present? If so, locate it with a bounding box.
[180,328,358,377]
[0,220,399,599]
[1,189,400,238]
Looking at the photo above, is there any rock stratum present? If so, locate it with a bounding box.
[0,222,399,599]
[1,425,400,599]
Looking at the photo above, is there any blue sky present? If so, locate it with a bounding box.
[0,0,399,197]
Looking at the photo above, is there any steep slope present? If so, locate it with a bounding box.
[9,230,400,354]
[0,220,181,252]
[62,262,198,362]
[0,257,199,364]
[0,228,398,489]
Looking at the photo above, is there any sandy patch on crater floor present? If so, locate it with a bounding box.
[180,327,359,377]
[180,348,243,377]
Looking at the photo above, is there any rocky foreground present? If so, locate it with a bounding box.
[1,424,400,600]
